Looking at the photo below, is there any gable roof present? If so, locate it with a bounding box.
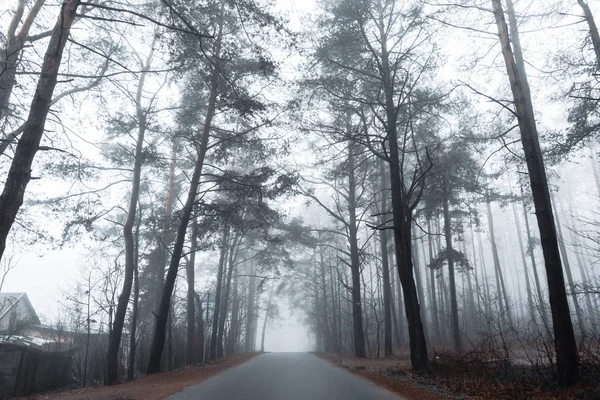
[0,293,40,325]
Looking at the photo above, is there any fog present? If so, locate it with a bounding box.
[1,0,600,398]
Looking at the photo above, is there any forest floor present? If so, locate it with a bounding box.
[420,350,600,400]
[317,352,600,400]
[25,353,258,400]
[314,352,450,400]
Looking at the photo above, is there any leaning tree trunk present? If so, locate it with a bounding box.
[107,42,154,384]
[492,0,579,385]
[145,20,223,374]
[0,0,79,263]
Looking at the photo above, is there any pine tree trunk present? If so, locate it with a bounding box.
[469,225,483,320]
[362,268,371,357]
[227,274,240,355]
[411,224,428,343]
[394,255,406,346]
[571,234,597,331]
[337,268,343,352]
[442,181,461,350]
[459,229,476,335]
[318,240,333,352]
[145,18,223,373]
[486,197,513,328]
[245,262,257,352]
[195,292,205,363]
[155,142,177,312]
[210,226,230,361]
[260,281,275,352]
[315,260,324,351]
[512,199,535,321]
[477,229,493,317]
[565,189,598,332]
[389,268,403,349]
[434,218,449,335]
[347,140,366,358]
[379,161,394,357]
[167,302,174,371]
[393,213,428,368]
[329,256,342,353]
[251,290,260,352]
[492,0,579,385]
[127,210,141,381]
[108,42,154,384]
[520,185,549,327]
[420,235,432,336]
[550,194,586,338]
[380,40,427,370]
[427,219,441,344]
[217,232,239,358]
[186,207,198,365]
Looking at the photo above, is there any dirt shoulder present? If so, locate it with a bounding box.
[314,353,451,400]
[316,352,600,400]
[26,353,259,400]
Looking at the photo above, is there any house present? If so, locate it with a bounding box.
[0,293,75,398]
[0,293,41,335]
[0,292,94,352]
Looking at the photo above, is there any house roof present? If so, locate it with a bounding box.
[0,293,41,325]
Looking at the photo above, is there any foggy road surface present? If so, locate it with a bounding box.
[167,352,404,400]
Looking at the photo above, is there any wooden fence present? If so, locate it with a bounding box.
[0,344,72,398]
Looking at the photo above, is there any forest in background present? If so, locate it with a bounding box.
[1,0,600,394]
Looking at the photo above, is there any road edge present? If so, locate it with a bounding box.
[312,353,451,400]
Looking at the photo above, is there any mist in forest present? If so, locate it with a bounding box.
[1,0,600,398]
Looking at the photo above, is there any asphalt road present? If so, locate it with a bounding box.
[167,352,404,400]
